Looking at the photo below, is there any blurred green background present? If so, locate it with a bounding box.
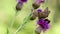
[0,0,60,34]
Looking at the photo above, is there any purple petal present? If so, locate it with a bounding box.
[37,19,50,29]
[18,0,27,3]
[21,0,27,2]
[37,9,42,12]
[36,0,45,3]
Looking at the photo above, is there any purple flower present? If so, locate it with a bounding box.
[18,0,27,3]
[16,2,23,11]
[16,0,28,11]
[36,0,45,3]
[37,18,50,29]
[37,9,42,12]
[32,0,45,9]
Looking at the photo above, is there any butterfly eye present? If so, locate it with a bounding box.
[16,2,23,11]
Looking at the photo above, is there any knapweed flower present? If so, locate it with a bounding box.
[16,0,27,11]
[18,0,27,3]
[36,0,45,3]
[37,18,50,29]
[32,0,45,9]
[35,18,50,34]
[38,7,50,19]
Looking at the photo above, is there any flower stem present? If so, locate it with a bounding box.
[10,12,18,29]
[14,12,32,34]
[9,11,18,34]
[6,28,9,34]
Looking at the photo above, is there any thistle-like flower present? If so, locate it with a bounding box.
[16,0,27,11]
[37,18,50,29]
[18,0,27,3]
[35,7,50,34]
[35,18,50,34]
[32,0,45,9]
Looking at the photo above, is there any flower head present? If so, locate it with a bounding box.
[16,2,23,11]
[35,18,50,34]
[16,0,28,11]
[37,18,50,29]
[18,0,27,3]
[36,0,45,3]
[32,0,45,9]
[32,3,40,9]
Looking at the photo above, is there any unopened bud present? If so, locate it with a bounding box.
[32,3,40,9]
[35,26,41,34]
[30,9,38,20]
[16,2,23,11]
[32,0,45,9]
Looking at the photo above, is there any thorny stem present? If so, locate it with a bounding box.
[14,12,32,34]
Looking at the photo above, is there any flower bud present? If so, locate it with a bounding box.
[16,0,27,11]
[32,0,45,9]
[35,26,41,34]
[32,3,40,9]
[30,9,38,20]
[35,18,50,34]
[18,0,27,3]
[16,2,23,11]
[37,18,50,29]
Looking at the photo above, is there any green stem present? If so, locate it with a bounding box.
[9,11,18,34]
[6,28,9,34]
[14,12,32,34]
[10,12,18,29]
